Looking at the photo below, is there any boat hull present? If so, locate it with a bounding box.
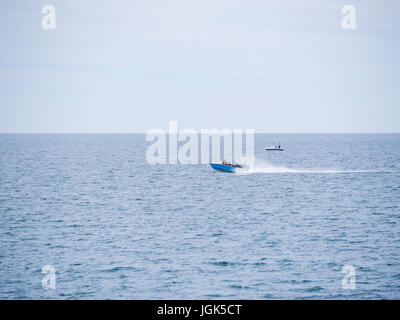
[210,163,236,173]
[265,148,284,151]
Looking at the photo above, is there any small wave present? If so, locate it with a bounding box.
[209,261,245,267]
[304,286,324,292]
[228,285,251,290]
[210,261,230,267]
[101,266,138,273]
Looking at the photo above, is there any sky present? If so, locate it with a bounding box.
[0,0,399,133]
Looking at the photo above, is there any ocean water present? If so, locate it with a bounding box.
[0,133,399,299]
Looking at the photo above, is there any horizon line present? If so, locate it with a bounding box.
[0,132,399,135]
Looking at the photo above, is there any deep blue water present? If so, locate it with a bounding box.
[0,134,399,299]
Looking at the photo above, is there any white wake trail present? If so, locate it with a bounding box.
[235,158,384,175]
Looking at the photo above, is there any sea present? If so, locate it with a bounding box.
[0,133,399,299]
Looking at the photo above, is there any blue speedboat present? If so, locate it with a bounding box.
[210,162,243,173]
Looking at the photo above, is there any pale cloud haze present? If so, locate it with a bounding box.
[0,0,399,133]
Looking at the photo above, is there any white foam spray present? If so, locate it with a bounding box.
[235,157,384,175]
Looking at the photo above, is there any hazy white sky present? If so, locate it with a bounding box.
[0,0,399,133]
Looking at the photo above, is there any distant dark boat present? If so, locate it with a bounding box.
[265,145,284,151]
[210,162,242,173]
